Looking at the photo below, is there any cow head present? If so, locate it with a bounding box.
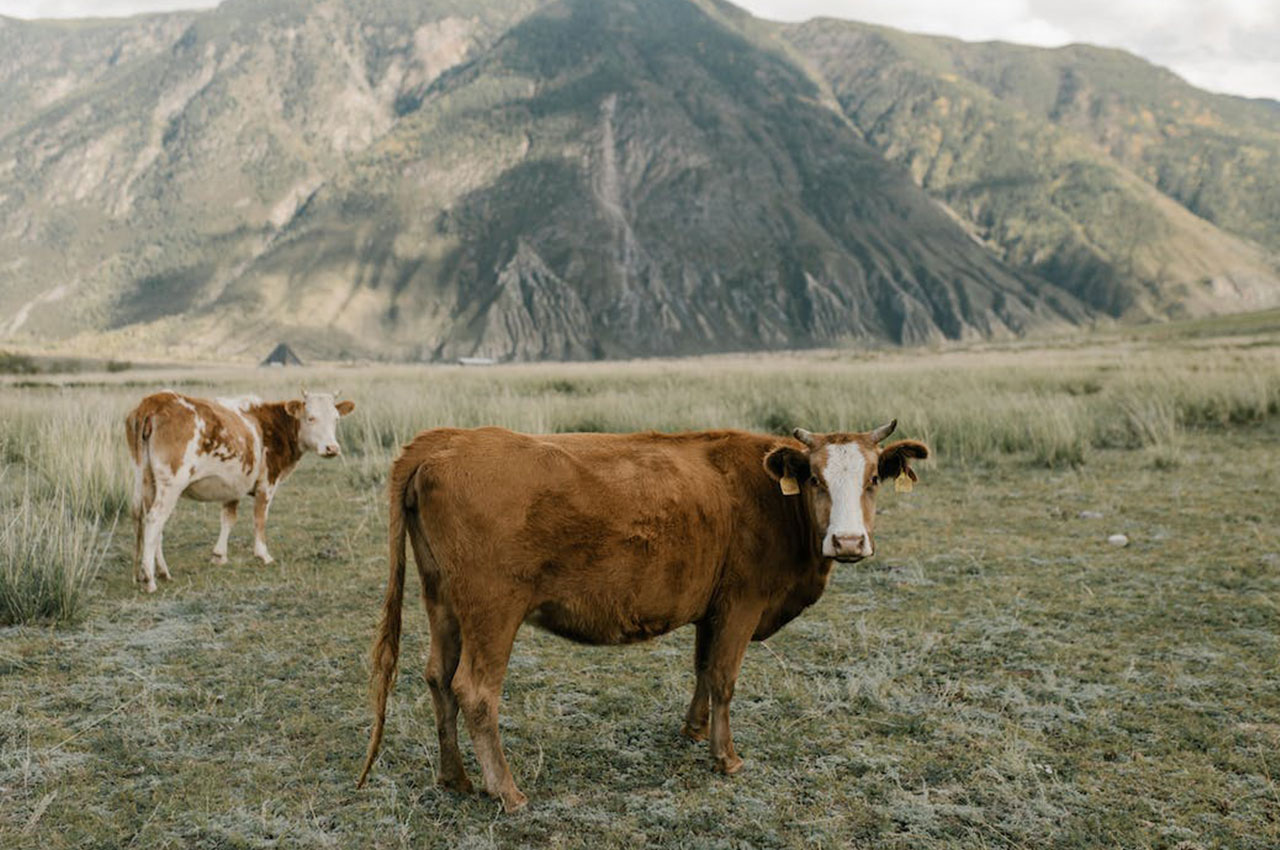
[285,390,356,458]
[763,421,929,563]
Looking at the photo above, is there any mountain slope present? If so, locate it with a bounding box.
[196,0,1084,360]
[0,0,543,344]
[0,0,1087,359]
[0,0,1276,360]
[933,38,1280,253]
[784,20,1280,319]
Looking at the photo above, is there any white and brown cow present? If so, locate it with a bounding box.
[124,389,355,592]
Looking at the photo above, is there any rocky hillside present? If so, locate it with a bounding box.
[785,20,1280,318]
[0,0,1276,360]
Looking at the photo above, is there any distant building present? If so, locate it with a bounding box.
[261,343,303,367]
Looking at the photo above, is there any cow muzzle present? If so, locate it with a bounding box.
[829,533,872,562]
[320,445,341,458]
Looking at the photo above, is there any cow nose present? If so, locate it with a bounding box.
[322,444,341,457]
[831,533,872,559]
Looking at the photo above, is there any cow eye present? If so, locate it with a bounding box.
[308,416,318,423]
[869,475,880,487]
[808,475,823,489]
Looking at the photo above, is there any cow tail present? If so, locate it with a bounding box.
[357,458,416,788]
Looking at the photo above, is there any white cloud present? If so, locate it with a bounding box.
[0,0,216,18]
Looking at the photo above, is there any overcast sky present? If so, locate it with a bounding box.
[2,0,1277,101]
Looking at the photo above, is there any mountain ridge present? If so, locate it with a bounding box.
[1,0,1276,360]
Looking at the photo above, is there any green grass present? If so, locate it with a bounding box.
[0,485,113,627]
[1,330,1278,847]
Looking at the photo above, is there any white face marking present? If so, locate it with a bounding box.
[298,393,345,456]
[821,443,870,557]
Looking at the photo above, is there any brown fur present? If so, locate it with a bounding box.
[358,426,930,810]
[248,402,303,486]
[124,392,310,589]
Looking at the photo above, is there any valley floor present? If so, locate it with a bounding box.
[1,328,1278,848]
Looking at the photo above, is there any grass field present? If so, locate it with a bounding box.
[1,325,1279,848]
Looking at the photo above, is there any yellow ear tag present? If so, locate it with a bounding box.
[779,475,799,496]
[894,472,914,493]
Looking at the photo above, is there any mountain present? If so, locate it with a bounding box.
[0,0,1276,360]
[785,20,1280,318]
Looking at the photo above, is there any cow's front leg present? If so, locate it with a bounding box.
[212,500,237,564]
[253,488,275,564]
[681,618,713,741]
[702,607,760,775]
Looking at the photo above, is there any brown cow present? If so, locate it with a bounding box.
[124,389,355,592]
[357,422,929,810]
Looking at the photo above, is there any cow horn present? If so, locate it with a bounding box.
[868,419,897,444]
[331,388,340,399]
[793,428,816,448]
[301,387,309,398]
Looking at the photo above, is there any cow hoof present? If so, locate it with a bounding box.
[714,755,744,775]
[680,723,709,742]
[438,774,473,794]
[256,554,275,565]
[144,582,158,594]
[501,790,529,813]
[210,554,227,565]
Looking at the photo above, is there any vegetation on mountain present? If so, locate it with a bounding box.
[1,0,1276,359]
[786,20,1280,319]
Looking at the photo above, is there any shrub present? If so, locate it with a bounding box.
[0,350,38,375]
[0,486,113,626]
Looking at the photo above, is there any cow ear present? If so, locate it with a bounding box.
[285,400,305,418]
[878,440,930,482]
[763,446,810,482]
[336,400,355,416]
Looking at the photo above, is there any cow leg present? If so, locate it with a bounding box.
[452,614,526,812]
[139,482,181,593]
[702,608,759,775]
[212,500,237,564]
[131,466,146,584]
[132,476,152,585]
[406,513,472,793]
[681,618,713,741]
[252,489,274,564]
[424,604,470,793]
[155,530,172,581]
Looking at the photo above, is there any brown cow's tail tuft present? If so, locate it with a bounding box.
[356,458,415,788]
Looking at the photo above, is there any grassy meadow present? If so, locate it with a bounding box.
[1,321,1278,848]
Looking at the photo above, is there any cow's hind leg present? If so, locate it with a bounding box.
[139,482,181,593]
[424,604,470,793]
[452,607,527,812]
[681,618,713,741]
[132,484,150,585]
[212,500,237,564]
[406,522,471,793]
